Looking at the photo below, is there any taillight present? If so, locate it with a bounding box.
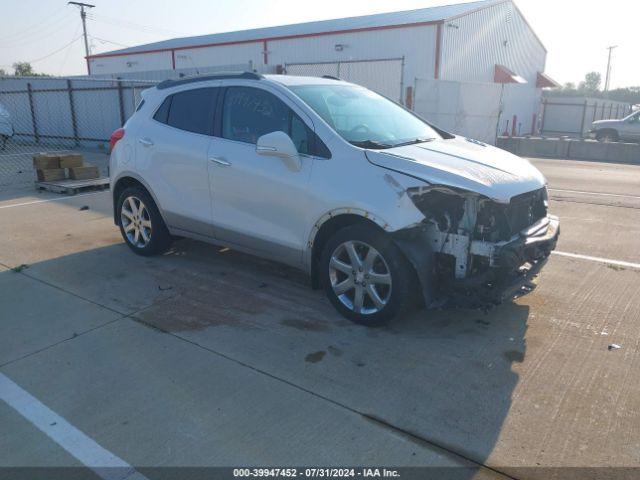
[109,128,125,152]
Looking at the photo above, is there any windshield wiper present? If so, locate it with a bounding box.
[391,137,436,148]
[349,139,394,149]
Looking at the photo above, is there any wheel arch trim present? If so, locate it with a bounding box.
[303,207,396,286]
[111,171,168,227]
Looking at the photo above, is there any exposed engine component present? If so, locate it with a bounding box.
[405,185,550,283]
[406,186,465,233]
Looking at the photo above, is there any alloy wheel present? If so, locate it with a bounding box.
[328,240,392,315]
[121,196,152,248]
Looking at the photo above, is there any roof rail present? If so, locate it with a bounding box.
[157,71,263,90]
[322,75,342,81]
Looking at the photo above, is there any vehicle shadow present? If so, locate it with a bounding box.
[5,237,528,475]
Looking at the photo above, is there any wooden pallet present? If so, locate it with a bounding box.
[35,177,110,195]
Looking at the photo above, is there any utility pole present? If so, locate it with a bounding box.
[68,2,95,75]
[604,45,618,92]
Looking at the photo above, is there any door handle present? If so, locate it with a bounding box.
[139,138,154,147]
[208,156,231,167]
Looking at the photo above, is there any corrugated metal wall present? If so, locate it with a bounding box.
[86,63,254,82]
[87,25,438,88]
[285,58,405,102]
[89,51,173,76]
[440,1,546,83]
[176,43,263,71]
[269,26,436,84]
[439,1,547,137]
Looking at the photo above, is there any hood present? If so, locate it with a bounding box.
[592,119,621,127]
[365,136,546,204]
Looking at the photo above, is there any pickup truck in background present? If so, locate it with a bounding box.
[590,110,640,143]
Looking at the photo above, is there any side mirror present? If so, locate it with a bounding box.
[256,131,301,172]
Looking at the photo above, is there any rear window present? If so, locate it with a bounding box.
[153,88,218,135]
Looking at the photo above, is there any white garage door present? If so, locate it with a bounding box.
[284,58,404,103]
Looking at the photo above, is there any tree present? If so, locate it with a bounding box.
[578,71,601,94]
[12,62,36,76]
[0,68,6,76]
[607,87,640,105]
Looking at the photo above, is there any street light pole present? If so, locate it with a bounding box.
[68,2,95,75]
[604,45,618,93]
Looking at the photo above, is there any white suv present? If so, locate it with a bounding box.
[110,72,559,325]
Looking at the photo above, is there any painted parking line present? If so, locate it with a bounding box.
[553,251,640,270]
[548,188,640,200]
[0,373,148,480]
[0,191,107,210]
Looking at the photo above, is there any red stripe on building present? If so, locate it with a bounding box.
[87,20,442,60]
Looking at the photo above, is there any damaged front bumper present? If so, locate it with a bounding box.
[394,215,560,310]
[447,215,560,308]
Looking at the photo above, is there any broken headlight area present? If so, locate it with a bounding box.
[402,185,557,309]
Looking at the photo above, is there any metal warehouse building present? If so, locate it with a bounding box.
[87,0,557,143]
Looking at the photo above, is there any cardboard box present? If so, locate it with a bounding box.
[33,154,60,170]
[69,165,100,180]
[36,168,66,182]
[59,154,84,168]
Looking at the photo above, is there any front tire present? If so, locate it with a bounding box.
[320,223,415,326]
[596,130,618,142]
[117,186,172,256]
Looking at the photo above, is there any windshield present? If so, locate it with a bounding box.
[289,84,441,149]
[624,111,640,122]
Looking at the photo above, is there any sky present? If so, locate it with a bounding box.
[0,0,638,88]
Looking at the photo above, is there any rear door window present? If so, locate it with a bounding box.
[153,97,171,124]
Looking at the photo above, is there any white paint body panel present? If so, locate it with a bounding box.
[110,75,548,272]
[366,137,546,204]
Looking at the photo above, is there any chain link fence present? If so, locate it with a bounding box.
[540,97,633,137]
[0,76,156,188]
[0,64,257,189]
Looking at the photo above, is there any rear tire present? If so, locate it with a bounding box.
[320,223,415,326]
[117,186,172,256]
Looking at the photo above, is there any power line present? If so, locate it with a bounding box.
[0,35,84,69]
[0,9,71,43]
[0,11,76,47]
[86,12,185,37]
[25,35,84,64]
[90,36,131,49]
[59,23,83,75]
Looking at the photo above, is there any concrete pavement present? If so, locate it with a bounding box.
[1,157,639,479]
